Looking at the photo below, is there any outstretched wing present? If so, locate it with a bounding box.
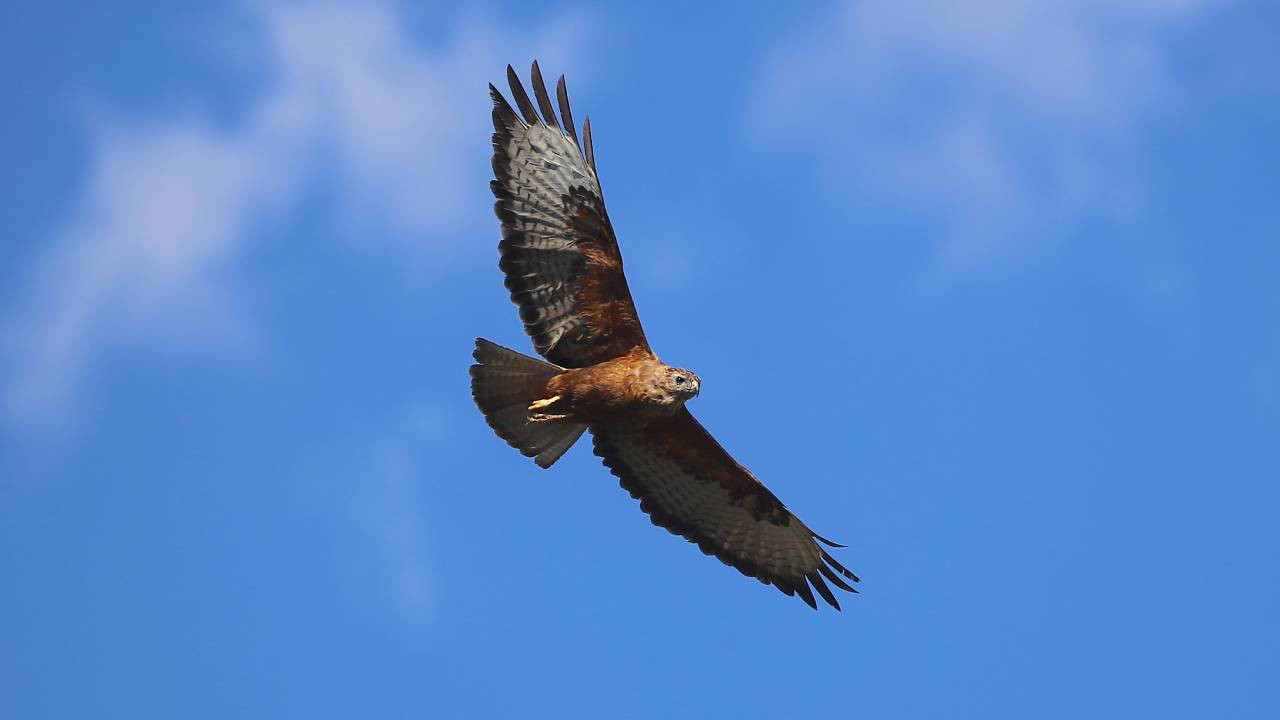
[591,409,860,610]
[490,62,650,368]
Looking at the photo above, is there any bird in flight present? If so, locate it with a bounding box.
[470,62,859,610]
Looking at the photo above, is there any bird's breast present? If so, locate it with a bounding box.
[549,355,679,425]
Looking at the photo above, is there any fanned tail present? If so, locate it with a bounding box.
[469,338,587,468]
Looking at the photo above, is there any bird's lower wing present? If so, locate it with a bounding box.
[590,408,859,610]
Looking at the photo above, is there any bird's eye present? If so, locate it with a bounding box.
[674,376,686,385]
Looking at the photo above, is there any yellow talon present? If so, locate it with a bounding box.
[528,395,568,422]
[527,395,562,412]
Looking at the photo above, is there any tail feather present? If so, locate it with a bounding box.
[470,338,587,468]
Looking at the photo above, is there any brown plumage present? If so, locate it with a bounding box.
[470,62,859,610]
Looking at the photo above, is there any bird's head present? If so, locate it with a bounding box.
[663,366,701,400]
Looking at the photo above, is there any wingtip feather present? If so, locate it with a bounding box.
[556,75,580,150]
[818,564,857,594]
[794,580,818,610]
[530,60,560,131]
[808,571,841,610]
[506,64,540,125]
[813,532,846,549]
[821,549,860,583]
[583,116,596,172]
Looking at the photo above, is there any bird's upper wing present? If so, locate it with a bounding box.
[490,63,650,368]
[591,408,860,610]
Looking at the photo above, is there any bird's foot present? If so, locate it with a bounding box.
[528,395,567,422]
[527,395,562,412]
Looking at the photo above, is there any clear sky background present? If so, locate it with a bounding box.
[3,1,1278,717]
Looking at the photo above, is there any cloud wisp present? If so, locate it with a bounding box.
[754,0,1222,269]
[1,1,581,431]
[354,400,461,624]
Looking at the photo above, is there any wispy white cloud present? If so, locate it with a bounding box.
[359,405,446,623]
[754,0,1224,269]
[1,1,582,430]
[286,398,454,624]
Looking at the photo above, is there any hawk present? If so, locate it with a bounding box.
[470,63,859,610]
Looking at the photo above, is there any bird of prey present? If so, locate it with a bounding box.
[470,62,859,610]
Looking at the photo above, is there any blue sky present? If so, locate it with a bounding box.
[3,1,1278,717]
